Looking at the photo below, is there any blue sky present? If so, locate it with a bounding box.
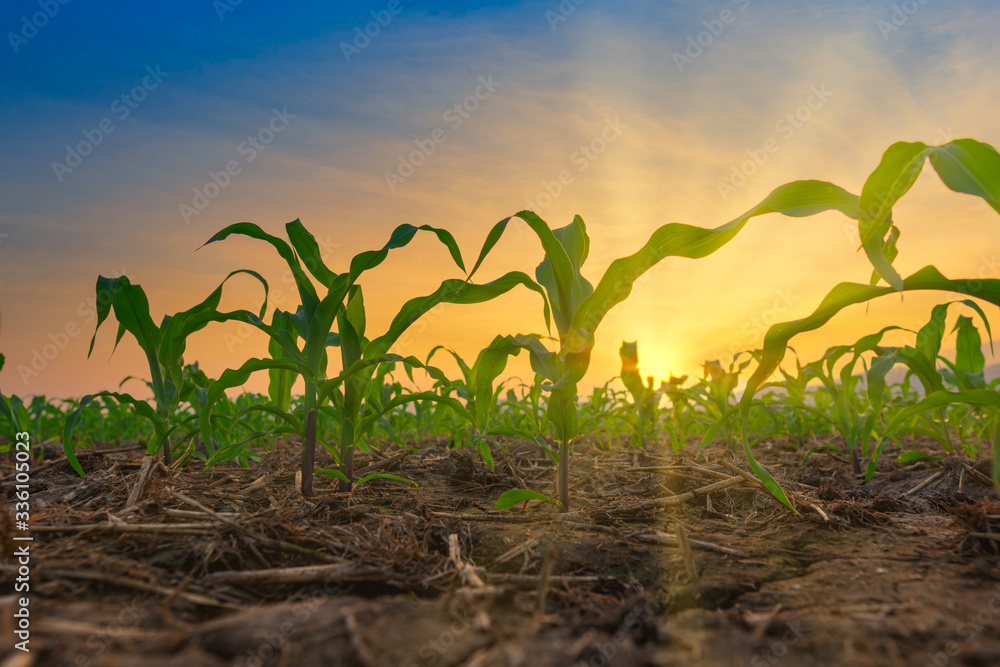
[2,0,999,398]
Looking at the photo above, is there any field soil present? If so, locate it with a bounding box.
[3,433,1000,666]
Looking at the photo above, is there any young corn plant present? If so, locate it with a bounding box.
[619,341,664,448]
[742,268,1000,489]
[198,219,548,496]
[427,336,544,466]
[690,356,753,453]
[866,301,993,456]
[736,137,1000,504]
[659,373,695,452]
[62,272,268,475]
[579,379,633,449]
[486,179,864,511]
[783,327,910,474]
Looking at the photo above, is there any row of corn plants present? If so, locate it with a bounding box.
[1,137,997,512]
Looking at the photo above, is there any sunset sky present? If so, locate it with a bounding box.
[1,0,999,401]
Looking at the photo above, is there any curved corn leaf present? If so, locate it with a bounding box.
[201,222,320,314]
[738,266,1000,500]
[348,223,465,284]
[562,180,861,354]
[366,272,551,360]
[159,269,269,389]
[316,468,418,488]
[860,139,1000,290]
[742,266,1000,419]
[286,219,339,287]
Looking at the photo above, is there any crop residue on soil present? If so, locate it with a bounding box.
[2,435,1000,666]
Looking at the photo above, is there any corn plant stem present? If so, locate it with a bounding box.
[558,439,570,512]
[160,428,173,466]
[340,418,356,493]
[302,409,317,497]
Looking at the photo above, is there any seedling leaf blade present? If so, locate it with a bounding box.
[495,488,559,509]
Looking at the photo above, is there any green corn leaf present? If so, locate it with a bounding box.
[927,138,1000,216]
[898,451,942,463]
[64,392,167,477]
[858,141,928,289]
[495,488,559,509]
[348,224,466,284]
[199,357,304,448]
[267,310,297,413]
[495,211,588,339]
[201,222,319,314]
[859,139,1000,290]
[467,217,511,280]
[954,315,985,377]
[305,277,352,372]
[316,468,351,484]
[356,472,418,487]
[867,349,899,416]
[159,269,269,389]
[916,302,950,361]
[285,219,339,287]
[345,284,367,341]
[366,273,551,360]
[471,335,527,430]
[742,266,1000,421]
[91,276,162,360]
[562,180,861,354]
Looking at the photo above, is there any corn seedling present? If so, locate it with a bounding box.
[62,272,268,475]
[198,219,547,496]
[482,179,862,511]
[619,341,665,448]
